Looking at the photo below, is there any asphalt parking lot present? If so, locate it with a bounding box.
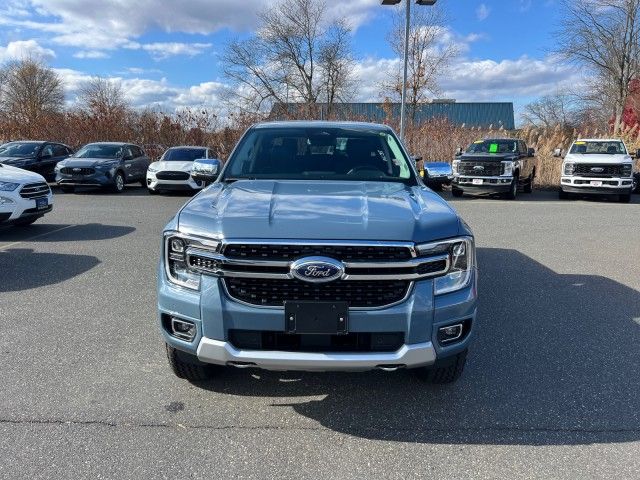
[1,187,639,480]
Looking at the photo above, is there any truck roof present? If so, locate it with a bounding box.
[253,120,393,131]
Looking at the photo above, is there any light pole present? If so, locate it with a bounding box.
[381,0,437,141]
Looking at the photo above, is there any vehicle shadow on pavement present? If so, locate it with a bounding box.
[0,248,100,292]
[0,223,135,243]
[197,248,640,446]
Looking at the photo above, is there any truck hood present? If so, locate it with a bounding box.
[564,153,633,164]
[458,153,517,162]
[177,180,462,242]
[151,160,193,172]
[0,164,46,183]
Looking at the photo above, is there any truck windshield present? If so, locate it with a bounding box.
[569,141,627,155]
[162,148,207,161]
[466,140,517,154]
[222,127,416,184]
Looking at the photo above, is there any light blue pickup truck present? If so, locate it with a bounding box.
[158,121,477,383]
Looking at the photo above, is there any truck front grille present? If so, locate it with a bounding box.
[223,243,413,261]
[458,162,503,176]
[574,164,624,177]
[224,278,411,308]
[19,182,50,199]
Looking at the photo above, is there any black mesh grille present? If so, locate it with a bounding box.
[224,278,410,307]
[156,171,190,180]
[458,162,503,176]
[223,244,413,261]
[19,182,50,199]
[61,167,94,175]
[574,164,624,177]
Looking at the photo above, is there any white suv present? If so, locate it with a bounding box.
[146,146,212,194]
[556,139,636,203]
[0,164,53,226]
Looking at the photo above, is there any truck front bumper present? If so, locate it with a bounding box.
[158,262,477,372]
[453,176,513,194]
[196,338,436,372]
[561,176,633,194]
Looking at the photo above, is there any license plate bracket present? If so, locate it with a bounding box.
[472,178,484,185]
[590,181,603,187]
[35,197,48,210]
[284,301,349,335]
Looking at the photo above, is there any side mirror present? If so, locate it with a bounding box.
[455,147,463,156]
[528,148,535,156]
[411,155,423,165]
[191,158,221,185]
[635,149,640,159]
[553,148,563,158]
[123,154,133,161]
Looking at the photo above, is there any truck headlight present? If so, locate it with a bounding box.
[148,164,159,173]
[417,237,475,295]
[502,161,514,176]
[622,164,632,177]
[564,162,575,176]
[452,160,460,175]
[163,233,220,290]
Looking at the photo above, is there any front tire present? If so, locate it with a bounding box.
[559,189,569,200]
[13,217,39,226]
[618,193,631,203]
[505,175,519,200]
[147,187,158,195]
[166,344,216,381]
[452,188,464,198]
[112,171,125,193]
[414,349,467,384]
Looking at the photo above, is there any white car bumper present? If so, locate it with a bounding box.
[0,190,54,224]
[146,170,204,191]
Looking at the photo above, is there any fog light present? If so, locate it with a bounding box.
[438,324,463,344]
[171,317,196,341]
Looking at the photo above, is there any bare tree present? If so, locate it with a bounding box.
[0,59,65,124]
[555,0,640,133]
[78,77,127,117]
[383,4,460,122]
[522,92,579,128]
[222,0,357,114]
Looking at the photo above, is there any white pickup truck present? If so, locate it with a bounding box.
[556,139,636,203]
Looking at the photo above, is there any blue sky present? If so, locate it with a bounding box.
[0,0,576,119]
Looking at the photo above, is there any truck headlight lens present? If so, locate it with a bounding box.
[622,164,632,177]
[417,237,475,295]
[502,161,514,176]
[564,162,575,175]
[452,160,460,175]
[0,181,20,191]
[163,233,221,290]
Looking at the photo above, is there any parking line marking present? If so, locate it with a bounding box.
[0,225,76,251]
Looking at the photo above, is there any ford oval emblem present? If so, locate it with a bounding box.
[590,167,604,173]
[473,165,485,171]
[290,256,344,284]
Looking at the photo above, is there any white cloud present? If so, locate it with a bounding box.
[73,50,109,59]
[0,39,56,62]
[125,41,212,60]
[476,3,491,21]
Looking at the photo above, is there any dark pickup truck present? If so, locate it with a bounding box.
[451,138,537,199]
